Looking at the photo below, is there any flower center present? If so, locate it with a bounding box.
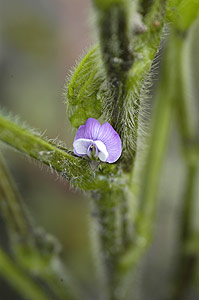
[87,144,98,159]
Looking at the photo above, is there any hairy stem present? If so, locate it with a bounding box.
[0,113,108,190]
[92,187,133,300]
[93,0,133,85]
[118,31,177,273]
[123,0,167,165]
[91,0,169,294]
[93,190,122,273]
[92,0,134,164]
[94,0,167,170]
[136,33,179,239]
[0,152,32,241]
[0,152,78,300]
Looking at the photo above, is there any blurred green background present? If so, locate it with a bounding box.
[0,0,98,298]
[0,1,199,300]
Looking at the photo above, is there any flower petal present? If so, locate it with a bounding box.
[97,122,122,163]
[74,125,86,141]
[73,118,122,163]
[94,140,108,162]
[73,138,93,155]
[74,118,101,141]
[83,118,101,140]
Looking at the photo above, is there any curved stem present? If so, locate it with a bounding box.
[0,152,78,300]
[124,0,167,166]
[0,152,32,240]
[0,113,108,190]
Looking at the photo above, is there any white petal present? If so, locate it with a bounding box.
[73,138,93,155]
[94,140,109,162]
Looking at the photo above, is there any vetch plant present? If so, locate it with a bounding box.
[0,0,199,300]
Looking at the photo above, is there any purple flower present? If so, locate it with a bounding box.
[73,118,122,163]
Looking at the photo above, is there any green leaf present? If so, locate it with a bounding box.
[66,46,105,128]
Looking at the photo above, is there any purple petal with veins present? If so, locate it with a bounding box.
[74,125,86,141]
[98,122,122,163]
[74,118,101,141]
[73,118,122,163]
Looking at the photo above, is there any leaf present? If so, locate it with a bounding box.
[66,46,105,128]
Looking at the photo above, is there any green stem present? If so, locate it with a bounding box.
[172,165,199,300]
[93,0,133,85]
[181,166,197,239]
[122,0,168,168]
[0,113,107,190]
[40,267,79,300]
[120,188,133,249]
[135,39,176,238]
[118,31,178,273]
[93,190,122,271]
[92,0,169,293]
[0,248,51,300]
[0,152,32,240]
[139,0,155,16]
[171,22,199,300]
[93,188,132,300]
[94,0,167,169]
[0,152,78,300]
[92,0,135,169]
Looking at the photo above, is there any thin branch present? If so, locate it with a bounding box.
[124,0,167,166]
[0,152,79,300]
[0,152,32,240]
[0,248,51,300]
[0,113,108,190]
[93,0,133,85]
